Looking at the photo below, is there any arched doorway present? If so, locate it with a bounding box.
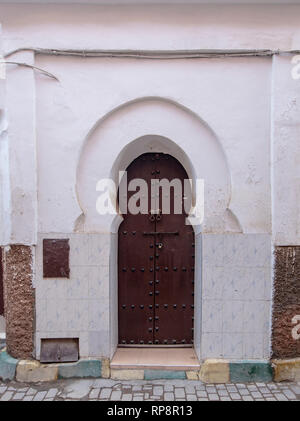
[118,152,195,346]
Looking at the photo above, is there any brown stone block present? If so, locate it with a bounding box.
[3,245,35,359]
[272,246,300,359]
[0,248,3,316]
[272,358,300,382]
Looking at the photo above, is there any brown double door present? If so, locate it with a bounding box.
[118,153,194,346]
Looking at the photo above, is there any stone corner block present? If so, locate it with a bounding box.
[144,369,186,380]
[230,360,273,383]
[16,360,58,383]
[0,350,19,381]
[110,369,144,380]
[199,359,230,384]
[272,358,300,382]
[186,370,201,380]
[58,359,102,379]
[101,358,110,379]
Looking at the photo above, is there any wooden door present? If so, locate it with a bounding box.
[118,153,194,346]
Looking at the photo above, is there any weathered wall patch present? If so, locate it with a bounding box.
[0,247,3,316]
[272,246,300,359]
[3,245,35,359]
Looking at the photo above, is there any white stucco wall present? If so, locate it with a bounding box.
[5,51,37,245]
[0,24,10,246]
[0,3,299,360]
[272,55,300,245]
[1,3,300,52]
[0,3,299,245]
[35,55,271,235]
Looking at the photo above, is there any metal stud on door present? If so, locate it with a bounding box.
[118,153,194,346]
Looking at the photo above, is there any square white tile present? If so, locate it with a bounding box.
[202,300,222,333]
[223,333,243,359]
[202,234,224,267]
[222,300,244,333]
[201,333,223,359]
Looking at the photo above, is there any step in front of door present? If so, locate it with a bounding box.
[110,347,200,371]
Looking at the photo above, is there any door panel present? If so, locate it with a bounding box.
[154,229,194,344]
[118,153,194,346]
[118,155,155,345]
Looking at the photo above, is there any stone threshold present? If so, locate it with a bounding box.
[110,347,201,371]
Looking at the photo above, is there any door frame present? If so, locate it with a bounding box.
[117,153,196,347]
[108,145,202,360]
[76,98,230,361]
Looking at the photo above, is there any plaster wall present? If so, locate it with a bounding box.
[1,4,300,52]
[0,3,299,360]
[0,4,298,246]
[272,55,300,246]
[35,55,271,235]
[0,24,10,246]
[32,53,273,360]
[5,51,37,246]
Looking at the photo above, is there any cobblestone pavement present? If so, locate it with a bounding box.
[0,379,300,401]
